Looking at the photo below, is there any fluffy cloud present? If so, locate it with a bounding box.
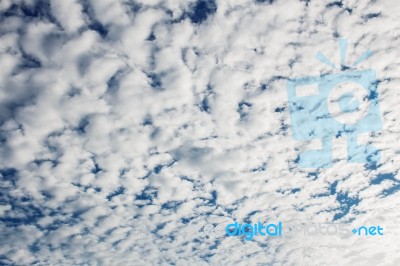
[0,0,399,265]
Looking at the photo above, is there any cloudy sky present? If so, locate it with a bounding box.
[0,0,399,265]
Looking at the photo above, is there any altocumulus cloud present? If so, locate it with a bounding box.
[0,0,400,265]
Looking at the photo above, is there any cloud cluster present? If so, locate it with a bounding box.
[0,0,399,265]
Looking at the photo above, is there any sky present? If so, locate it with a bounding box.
[0,0,399,265]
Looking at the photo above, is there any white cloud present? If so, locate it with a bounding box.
[0,0,400,265]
